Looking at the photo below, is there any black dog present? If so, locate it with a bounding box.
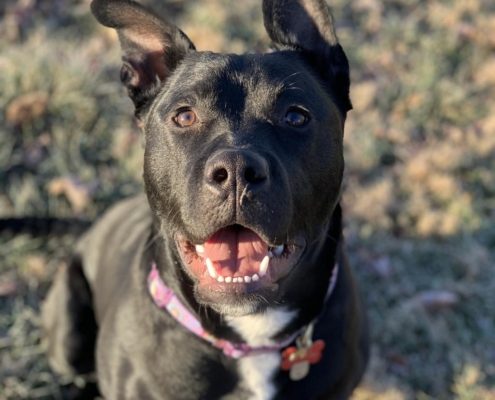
[42,0,369,398]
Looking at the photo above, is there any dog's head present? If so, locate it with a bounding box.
[91,0,350,316]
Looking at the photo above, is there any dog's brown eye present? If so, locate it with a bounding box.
[284,107,309,127]
[173,109,197,127]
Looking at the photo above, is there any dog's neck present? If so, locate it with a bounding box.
[147,204,343,345]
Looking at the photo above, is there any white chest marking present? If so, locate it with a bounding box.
[227,308,297,400]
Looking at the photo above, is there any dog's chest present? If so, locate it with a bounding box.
[227,308,296,400]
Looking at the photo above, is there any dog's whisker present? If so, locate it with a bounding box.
[284,87,304,93]
[143,231,162,252]
[281,71,303,84]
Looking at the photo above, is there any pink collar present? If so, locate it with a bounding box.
[147,262,339,358]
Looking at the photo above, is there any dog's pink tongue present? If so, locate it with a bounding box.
[203,227,267,275]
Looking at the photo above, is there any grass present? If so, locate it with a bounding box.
[1,0,494,398]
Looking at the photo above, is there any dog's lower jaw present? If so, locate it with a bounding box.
[199,294,270,317]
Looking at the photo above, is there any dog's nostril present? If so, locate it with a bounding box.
[244,166,265,184]
[212,167,228,184]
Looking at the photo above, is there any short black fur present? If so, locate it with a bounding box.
[42,1,369,398]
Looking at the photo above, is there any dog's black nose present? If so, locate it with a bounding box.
[204,149,269,197]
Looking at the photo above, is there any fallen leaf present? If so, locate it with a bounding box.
[408,290,460,312]
[47,177,92,213]
[370,256,393,278]
[351,81,378,112]
[474,57,495,86]
[24,255,48,280]
[6,91,49,126]
[0,278,18,297]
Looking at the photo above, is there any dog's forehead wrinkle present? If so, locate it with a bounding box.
[152,51,229,99]
[184,53,299,93]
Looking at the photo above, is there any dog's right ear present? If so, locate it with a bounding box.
[91,0,195,119]
[262,0,352,115]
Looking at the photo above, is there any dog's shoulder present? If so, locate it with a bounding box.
[76,194,152,283]
[77,194,150,247]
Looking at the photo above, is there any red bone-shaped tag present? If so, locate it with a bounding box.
[280,339,326,371]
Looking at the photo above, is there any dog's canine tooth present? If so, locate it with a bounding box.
[273,244,284,257]
[195,244,205,254]
[259,255,270,276]
[217,276,224,283]
[225,276,232,283]
[206,258,217,278]
[244,276,251,283]
[252,274,260,281]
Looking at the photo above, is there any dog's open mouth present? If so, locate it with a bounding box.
[177,225,305,292]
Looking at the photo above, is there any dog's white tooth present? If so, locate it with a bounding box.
[217,276,224,283]
[225,276,232,283]
[273,244,284,257]
[232,277,238,283]
[252,274,260,281]
[195,244,205,254]
[206,258,217,278]
[244,276,251,283]
[259,255,270,277]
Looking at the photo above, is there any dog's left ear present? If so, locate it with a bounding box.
[263,0,351,114]
[91,0,195,119]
